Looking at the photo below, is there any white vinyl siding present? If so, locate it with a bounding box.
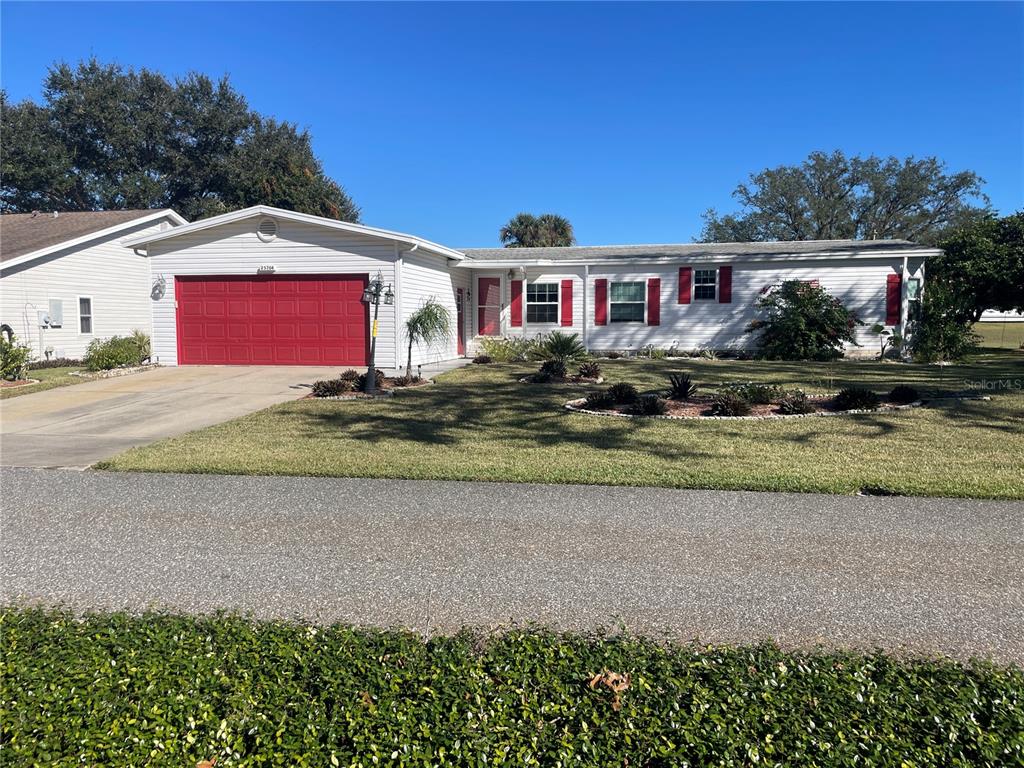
[584,257,925,354]
[0,218,170,360]
[148,218,405,367]
[398,248,464,368]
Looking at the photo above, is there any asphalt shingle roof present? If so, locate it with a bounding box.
[460,239,927,262]
[0,210,165,262]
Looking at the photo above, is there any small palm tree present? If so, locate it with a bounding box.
[531,331,587,365]
[404,299,452,379]
[500,212,575,248]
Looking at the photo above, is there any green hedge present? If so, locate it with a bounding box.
[1,608,1021,766]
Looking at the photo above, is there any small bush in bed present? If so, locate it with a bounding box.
[833,386,881,411]
[355,368,386,391]
[578,361,601,379]
[84,335,145,371]
[312,378,354,397]
[626,394,669,416]
[472,355,493,364]
[722,381,783,404]
[889,384,920,404]
[708,392,752,417]
[339,369,360,381]
[583,391,616,410]
[538,359,567,380]
[777,390,816,415]
[607,382,639,404]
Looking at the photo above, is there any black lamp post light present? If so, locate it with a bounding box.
[361,270,394,394]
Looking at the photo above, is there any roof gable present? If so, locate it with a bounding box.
[122,205,465,261]
[0,209,187,266]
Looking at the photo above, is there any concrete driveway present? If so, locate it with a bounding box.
[0,366,339,468]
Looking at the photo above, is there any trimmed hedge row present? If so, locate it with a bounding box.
[1,608,1021,766]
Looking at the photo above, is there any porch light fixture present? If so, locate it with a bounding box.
[361,271,393,394]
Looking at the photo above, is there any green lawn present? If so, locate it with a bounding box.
[99,348,1024,498]
[0,365,84,399]
[3,608,1020,766]
[975,321,1024,350]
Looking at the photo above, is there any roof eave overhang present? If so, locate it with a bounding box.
[456,248,942,268]
[0,209,187,271]
[123,205,466,261]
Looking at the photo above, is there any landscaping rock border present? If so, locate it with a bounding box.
[70,364,160,380]
[564,397,923,420]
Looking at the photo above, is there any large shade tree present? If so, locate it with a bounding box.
[499,212,575,248]
[1,59,359,222]
[700,151,989,245]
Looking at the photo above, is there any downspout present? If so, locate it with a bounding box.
[393,242,409,370]
[582,264,590,350]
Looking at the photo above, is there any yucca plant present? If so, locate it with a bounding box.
[404,299,452,379]
[667,373,697,400]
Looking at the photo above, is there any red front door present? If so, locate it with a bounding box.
[175,275,368,365]
[477,277,501,336]
[456,287,466,356]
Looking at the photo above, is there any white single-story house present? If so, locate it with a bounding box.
[0,209,186,359]
[3,204,939,367]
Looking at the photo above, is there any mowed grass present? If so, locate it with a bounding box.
[0,365,84,399]
[975,321,1024,350]
[99,349,1024,498]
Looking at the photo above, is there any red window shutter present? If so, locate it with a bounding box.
[718,266,733,304]
[885,273,902,325]
[510,279,523,327]
[560,279,573,327]
[678,267,692,304]
[647,278,661,326]
[595,279,608,326]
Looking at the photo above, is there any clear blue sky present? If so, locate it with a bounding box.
[2,1,1021,246]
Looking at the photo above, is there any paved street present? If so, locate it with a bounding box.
[2,467,1021,663]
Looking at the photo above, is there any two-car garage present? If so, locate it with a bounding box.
[175,275,369,366]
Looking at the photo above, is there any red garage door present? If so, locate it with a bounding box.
[175,275,368,365]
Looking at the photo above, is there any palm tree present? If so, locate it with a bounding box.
[499,212,575,248]
[404,299,452,379]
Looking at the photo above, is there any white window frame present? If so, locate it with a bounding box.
[609,280,646,324]
[525,282,560,325]
[78,295,94,335]
[693,269,718,301]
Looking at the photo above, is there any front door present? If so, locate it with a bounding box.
[456,287,466,355]
[477,277,501,336]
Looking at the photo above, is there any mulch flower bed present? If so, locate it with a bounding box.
[567,394,922,420]
[307,373,432,399]
[519,374,604,385]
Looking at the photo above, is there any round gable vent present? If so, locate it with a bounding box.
[257,218,278,242]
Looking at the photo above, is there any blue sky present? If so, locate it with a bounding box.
[2,1,1021,246]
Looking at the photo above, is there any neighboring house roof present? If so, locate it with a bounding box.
[123,205,467,261]
[459,239,940,266]
[0,209,187,268]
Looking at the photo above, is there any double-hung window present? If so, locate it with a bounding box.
[526,283,559,323]
[609,281,645,323]
[694,269,717,301]
[78,297,93,334]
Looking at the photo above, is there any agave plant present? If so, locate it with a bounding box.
[531,331,588,365]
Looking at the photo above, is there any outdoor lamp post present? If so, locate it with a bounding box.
[362,270,394,394]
